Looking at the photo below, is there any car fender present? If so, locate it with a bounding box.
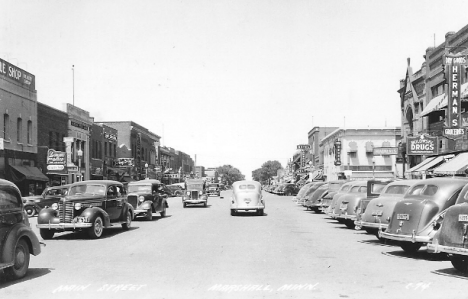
[37,208,59,224]
[80,207,111,227]
[1,223,41,264]
[123,203,134,220]
[138,201,153,211]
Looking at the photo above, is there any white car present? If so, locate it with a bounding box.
[230,180,264,216]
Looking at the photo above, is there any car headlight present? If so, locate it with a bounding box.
[75,203,82,210]
[52,203,59,210]
[187,191,191,195]
[139,196,145,202]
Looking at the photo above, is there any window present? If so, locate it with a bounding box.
[17,118,22,142]
[26,120,32,144]
[3,114,9,139]
[104,142,108,156]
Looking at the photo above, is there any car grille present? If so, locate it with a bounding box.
[127,195,138,208]
[191,191,199,199]
[59,201,74,223]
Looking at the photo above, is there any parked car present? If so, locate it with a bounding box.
[230,180,264,216]
[297,182,326,206]
[36,180,134,239]
[355,180,421,238]
[22,184,71,217]
[428,182,468,273]
[304,183,329,212]
[183,179,208,207]
[292,183,313,203]
[272,184,284,195]
[127,179,168,220]
[331,181,368,228]
[207,183,221,197]
[166,184,184,197]
[326,181,358,216]
[0,179,42,280]
[279,183,300,196]
[318,180,348,213]
[380,177,468,253]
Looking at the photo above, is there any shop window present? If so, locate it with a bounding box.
[17,118,22,142]
[3,113,9,139]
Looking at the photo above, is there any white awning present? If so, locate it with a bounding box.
[433,152,468,175]
[420,93,446,117]
[405,157,437,173]
[416,155,453,173]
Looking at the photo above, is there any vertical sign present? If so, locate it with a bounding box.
[334,139,342,166]
[136,133,142,178]
[443,53,467,139]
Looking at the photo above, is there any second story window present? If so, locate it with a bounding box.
[27,120,32,144]
[17,118,22,142]
[3,114,9,139]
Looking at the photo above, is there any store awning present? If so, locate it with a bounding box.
[10,165,49,182]
[433,152,468,175]
[416,155,450,173]
[405,157,437,173]
[420,93,446,117]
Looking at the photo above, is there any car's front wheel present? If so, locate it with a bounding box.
[160,205,166,217]
[344,220,355,229]
[40,229,55,240]
[146,209,153,221]
[450,254,468,273]
[400,242,422,253]
[24,206,36,217]
[4,239,30,280]
[88,216,104,239]
[122,210,132,230]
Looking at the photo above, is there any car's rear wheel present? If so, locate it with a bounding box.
[230,209,236,216]
[183,202,187,208]
[258,209,264,216]
[88,216,104,239]
[4,239,30,280]
[204,202,207,207]
[40,229,55,240]
[345,219,355,229]
[160,205,166,217]
[146,209,153,221]
[24,206,36,217]
[400,242,422,253]
[122,210,132,230]
[450,254,468,273]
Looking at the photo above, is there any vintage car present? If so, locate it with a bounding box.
[428,183,468,273]
[207,183,221,197]
[292,183,312,203]
[36,180,134,239]
[330,181,368,228]
[230,180,264,216]
[127,179,168,220]
[297,182,326,206]
[0,179,42,280]
[166,184,184,197]
[304,183,328,212]
[355,180,421,238]
[22,184,71,217]
[183,179,208,207]
[325,181,357,216]
[278,183,299,196]
[317,180,347,213]
[380,177,468,253]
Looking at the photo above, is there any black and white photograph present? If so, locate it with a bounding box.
[2,0,468,298]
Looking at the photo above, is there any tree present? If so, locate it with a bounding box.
[216,165,245,186]
[251,160,283,184]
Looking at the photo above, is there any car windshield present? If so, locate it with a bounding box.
[0,187,21,210]
[44,188,68,196]
[187,184,204,190]
[69,184,106,196]
[208,184,218,188]
[384,185,410,195]
[128,184,152,193]
[239,184,256,190]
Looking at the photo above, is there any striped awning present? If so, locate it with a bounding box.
[433,152,468,175]
[405,157,437,173]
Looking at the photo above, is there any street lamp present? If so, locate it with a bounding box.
[77,148,83,182]
[145,163,149,179]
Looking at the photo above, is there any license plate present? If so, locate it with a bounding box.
[74,216,89,223]
[459,214,468,221]
[373,210,383,216]
[397,214,409,220]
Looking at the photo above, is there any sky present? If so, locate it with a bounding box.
[2,0,468,179]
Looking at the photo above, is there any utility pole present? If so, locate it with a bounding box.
[72,65,75,106]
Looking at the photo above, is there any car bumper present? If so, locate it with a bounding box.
[427,243,468,255]
[37,222,93,230]
[380,231,431,243]
[232,206,264,211]
[336,213,357,221]
[134,209,150,215]
[358,221,388,230]
[184,200,207,204]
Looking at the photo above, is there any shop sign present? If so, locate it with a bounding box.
[407,135,438,155]
[373,147,398,155]
[297,144,311,150]
[46,149,67,174]
[70,120,89,131]
[334,140,342,166]
[0,58,35,91]
[163,173,179,179]
[115,158,134,167]
[104,132,117,141]
[67,166,79,172]
[443,53,467,140]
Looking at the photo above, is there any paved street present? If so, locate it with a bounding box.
[1,190,467,299]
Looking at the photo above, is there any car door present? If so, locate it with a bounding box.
[153,184,163,211]
[104,185,121,221]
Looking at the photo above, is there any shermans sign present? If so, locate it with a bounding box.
[407,134,438,155]
[373,147,398,156]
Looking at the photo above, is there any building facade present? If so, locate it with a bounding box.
[0,58,49,195]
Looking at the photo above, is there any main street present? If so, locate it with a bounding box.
[1,190,467,299]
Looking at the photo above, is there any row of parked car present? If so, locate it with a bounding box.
[263,183,300,196]
[0,178,189,281]
[291,177,468,275]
